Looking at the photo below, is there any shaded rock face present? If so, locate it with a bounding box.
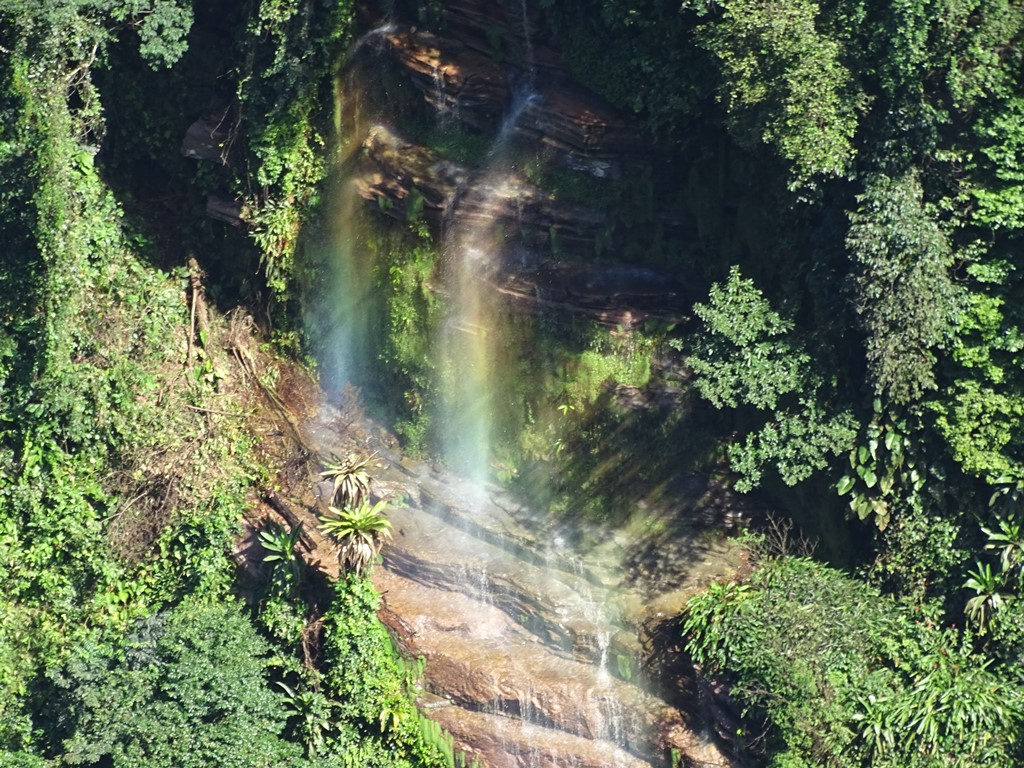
[437,0,560,74]
[381,29,508,134]
[342,1,698,328]
[376,24,649,167]
[354,124,605,248]
[353,125,692,327]
[181,105,232,164]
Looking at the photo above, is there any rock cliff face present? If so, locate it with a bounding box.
[344,0,695,326]
[377,26,649,168]
[369,461,745,768]
[352,124,691,327]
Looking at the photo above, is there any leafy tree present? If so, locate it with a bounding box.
[846,172,964,405]
[1,0,193,70]
[690,266,808,411]
[970,97,1024,230]
[684,557,1024,767]
[55,600,304,768]
[689,267,856,490]
[694,0,860,186]
[926,257,1024,480]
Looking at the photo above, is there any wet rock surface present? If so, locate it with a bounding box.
[372,12,648,164]
[306,5,746,765]
[430,705,655,768]
[353,125,692,327]
[298,403,745,767]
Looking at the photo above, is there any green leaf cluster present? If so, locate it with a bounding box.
[695,0,860,187]
[56,600,304,768]
[846,172,964,406]
[689,267,856,490]
[684,557,1024,767]
[237,0,356,298]
[321,578,456,768]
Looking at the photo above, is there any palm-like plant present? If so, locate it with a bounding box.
[277,682,337,758]
[318,498,393,575]
[320,453,373,508]
[983,514,1024,578]
[964,561,1010,632]
[259,522,301,563]
[258,523,304,586]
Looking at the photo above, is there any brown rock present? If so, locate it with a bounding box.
[373,568,726,765]
[181,106,232,164]
[382,29,507,133]
[378,23,650,164]
[430,704,655,768]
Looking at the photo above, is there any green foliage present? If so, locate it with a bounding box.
[256,521,309,646]
[963,560,1009,631]
[549,0,706,138]
[695,0,860,186]
[56,599,303,767]
[846,172,964,406]
[689,267,856,491]
[277,682,338,759]
[0,29,277,757]
[728,399,858,492]
[851,0,1024,108]
[970,97,1024,230]
[837,411,924,530]
[926,254,1024,480]
[260,523,303,568]
[319,500,394,576]
[404,122,493,169]
[563,330,655,406]
[0,752,49,768]
[932,379,1024,477]
[690,267,808,411]
[374,236,442,452]
[681,581,753,670]
[129,0,194,69]
[1,0,193,72]
[684,557,1024,767]
[238,0,355,298]
[958,491,1024,638]
[323,578,453,768]
[983,512,1024,576]
[855,631,1022,768]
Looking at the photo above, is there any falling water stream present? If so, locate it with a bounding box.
[309,4,745,766]
[437,85,538,482]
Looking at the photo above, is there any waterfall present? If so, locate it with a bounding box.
[517,0,536,81]
[309,6,743,766]
[315,180,373,391]
[435,80,538,482]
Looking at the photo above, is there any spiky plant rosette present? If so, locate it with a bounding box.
[319,452,374,508]
[318,498,393,575]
